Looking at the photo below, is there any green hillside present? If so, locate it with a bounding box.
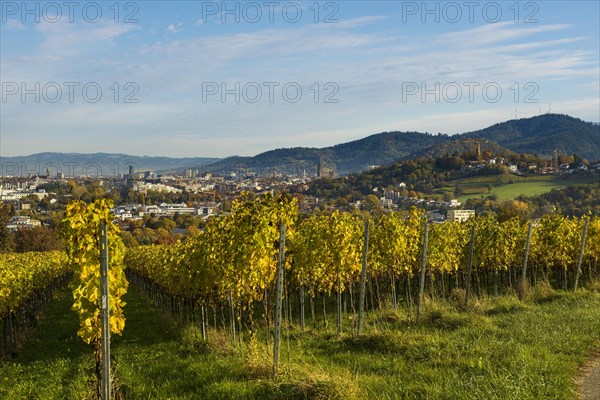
[439,175,599,202]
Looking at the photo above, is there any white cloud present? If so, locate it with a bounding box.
[2,19,27,30]
[167,22,183,33]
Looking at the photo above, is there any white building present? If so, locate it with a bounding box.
[6,216,42,231]
[132,182,182,193]
[447,209,475,223]
[160,203,196,215]
[380,198,394,209]
[449,199,461,208]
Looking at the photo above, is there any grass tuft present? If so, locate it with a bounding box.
[178,325,211,355]
[527,279,560,303]
[586,278,600,293]
[423,304,490,331]
[378,307,406,324]
[257,367,362,400]
[241,343,273,379]
[341,331,404,354]
[486,296,530,315]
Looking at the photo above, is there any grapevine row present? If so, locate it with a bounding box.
[125,193,599,336]
[0,251,70,355]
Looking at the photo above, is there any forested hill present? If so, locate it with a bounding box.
[210,114,599,175]
[210,131,447,175]
[463,114,600,161]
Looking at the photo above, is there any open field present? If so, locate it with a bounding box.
[2,283,600,399]
[437,174,599,202]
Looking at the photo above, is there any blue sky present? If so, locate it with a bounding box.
[1,0,598,157]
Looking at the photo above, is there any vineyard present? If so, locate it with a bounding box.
[1,251,70,355]
[1,194,600,399]
[125,194,599,339]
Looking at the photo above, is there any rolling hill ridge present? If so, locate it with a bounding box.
[2,114,597,176]
[211,114,599,174]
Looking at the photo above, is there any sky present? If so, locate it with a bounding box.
[1,0,599,158]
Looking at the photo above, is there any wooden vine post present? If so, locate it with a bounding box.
[573,218,589,291]
[273,222,286,377]
[358,220,369,336]
[417,222,429,321]
[336,274,342,337]
[299,276,305,332]
[99,222,111,400]
[464,224,475,307]
[519,221,533,301]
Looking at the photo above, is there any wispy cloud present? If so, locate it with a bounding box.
[35,20,137,57]
[438,22,570,46]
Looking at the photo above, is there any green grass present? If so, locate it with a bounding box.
[2,285,600,399]
[490,175,597,200]
[438,174,598,202]
[0,290,96,399]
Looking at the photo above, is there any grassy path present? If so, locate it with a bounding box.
[112,286,268,399]
[0,286,271,399]
[2,285,600,399]
[0,286,181,399]
[578,353,600,400]
[0,289,94,399]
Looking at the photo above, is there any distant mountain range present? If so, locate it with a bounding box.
[2,114,598,177]
[0,152,220,177]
